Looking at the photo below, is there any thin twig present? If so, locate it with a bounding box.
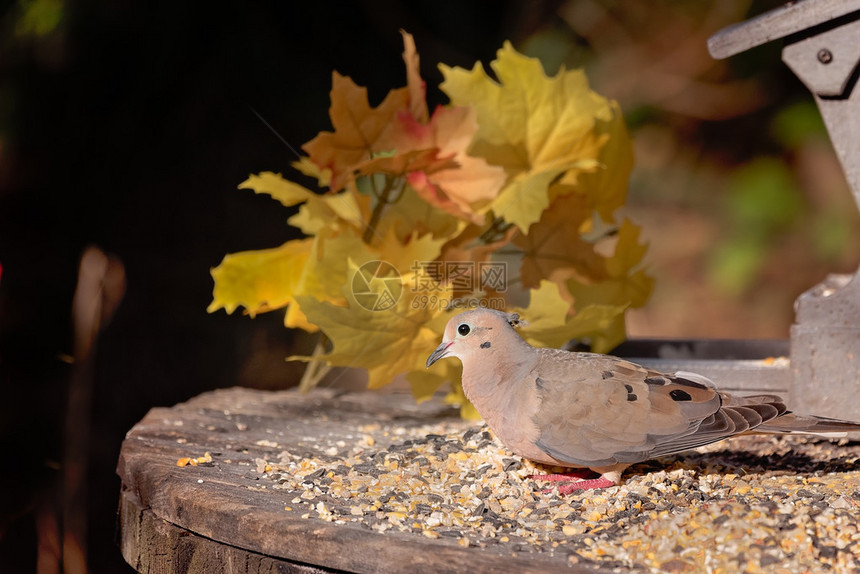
[362,176,405,244]
[298,334,333,393]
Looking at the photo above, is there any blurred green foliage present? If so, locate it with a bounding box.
[706,97,856,296]
[13,0,63,38]
[770,100,829,148]
[708,157,803,295]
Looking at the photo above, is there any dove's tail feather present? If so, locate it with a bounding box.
[611,393,858,462]
[756,411,860,437]
[721,393,860,436]
[633,393,789,460]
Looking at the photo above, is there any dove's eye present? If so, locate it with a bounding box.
[457,324,471,336]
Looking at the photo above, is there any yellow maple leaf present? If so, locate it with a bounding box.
[209,223,381,332]
[568,268,653,313]
[515,280,626,349]
[238,171,317,207]
[406,360,460,404]
[366,182,465,243]
[302,72,411,192]
[375,228,448,274]
[557,101,634,222]
[239,171,367,235]
[513,192,606,289]
[605,218,649,278]
[292,225,378,310]
[514,280,570,333]
[286,190,367,236]
[440,42,608,163]
[574,219,652,312]
[208,238,312,318]
[291,261,446,389]
[489,161,598,232]
[400,30,428,124]
[440,41,627,232]
[291,157,331,187]
[564,219,653,352]
[436,221,517,280]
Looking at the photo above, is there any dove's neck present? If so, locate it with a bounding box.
[461,336,536,389]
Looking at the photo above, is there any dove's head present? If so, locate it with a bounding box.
[426,308,526,368]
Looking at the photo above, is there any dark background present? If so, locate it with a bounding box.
[0,2,567,571]
[1,0,855,571]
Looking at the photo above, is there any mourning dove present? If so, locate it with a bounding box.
[426,308,860,493]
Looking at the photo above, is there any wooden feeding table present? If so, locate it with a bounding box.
[118,387,860,573]
[118,387,598,573]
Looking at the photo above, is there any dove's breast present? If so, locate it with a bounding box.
[461,357,569,466]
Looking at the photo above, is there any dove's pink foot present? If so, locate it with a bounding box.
[530,469,617,494]
[529,469,596,482]
[556,477,616,494]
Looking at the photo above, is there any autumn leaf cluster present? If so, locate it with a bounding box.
[208,32,652,417]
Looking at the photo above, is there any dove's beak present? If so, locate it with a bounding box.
[426,341,453,368]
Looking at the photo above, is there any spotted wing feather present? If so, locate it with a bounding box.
[530,350,789,466]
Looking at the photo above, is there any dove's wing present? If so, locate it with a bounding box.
[529,349,787,466]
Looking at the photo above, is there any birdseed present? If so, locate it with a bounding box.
[244,418,860,572]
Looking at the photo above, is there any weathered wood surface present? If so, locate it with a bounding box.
[117,387,598,574]
[119,489,330,574]
[707,0,860,59]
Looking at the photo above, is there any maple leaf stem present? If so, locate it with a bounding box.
[362,175,406,244]
[298,333,332,393]
[477,217,515,245]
